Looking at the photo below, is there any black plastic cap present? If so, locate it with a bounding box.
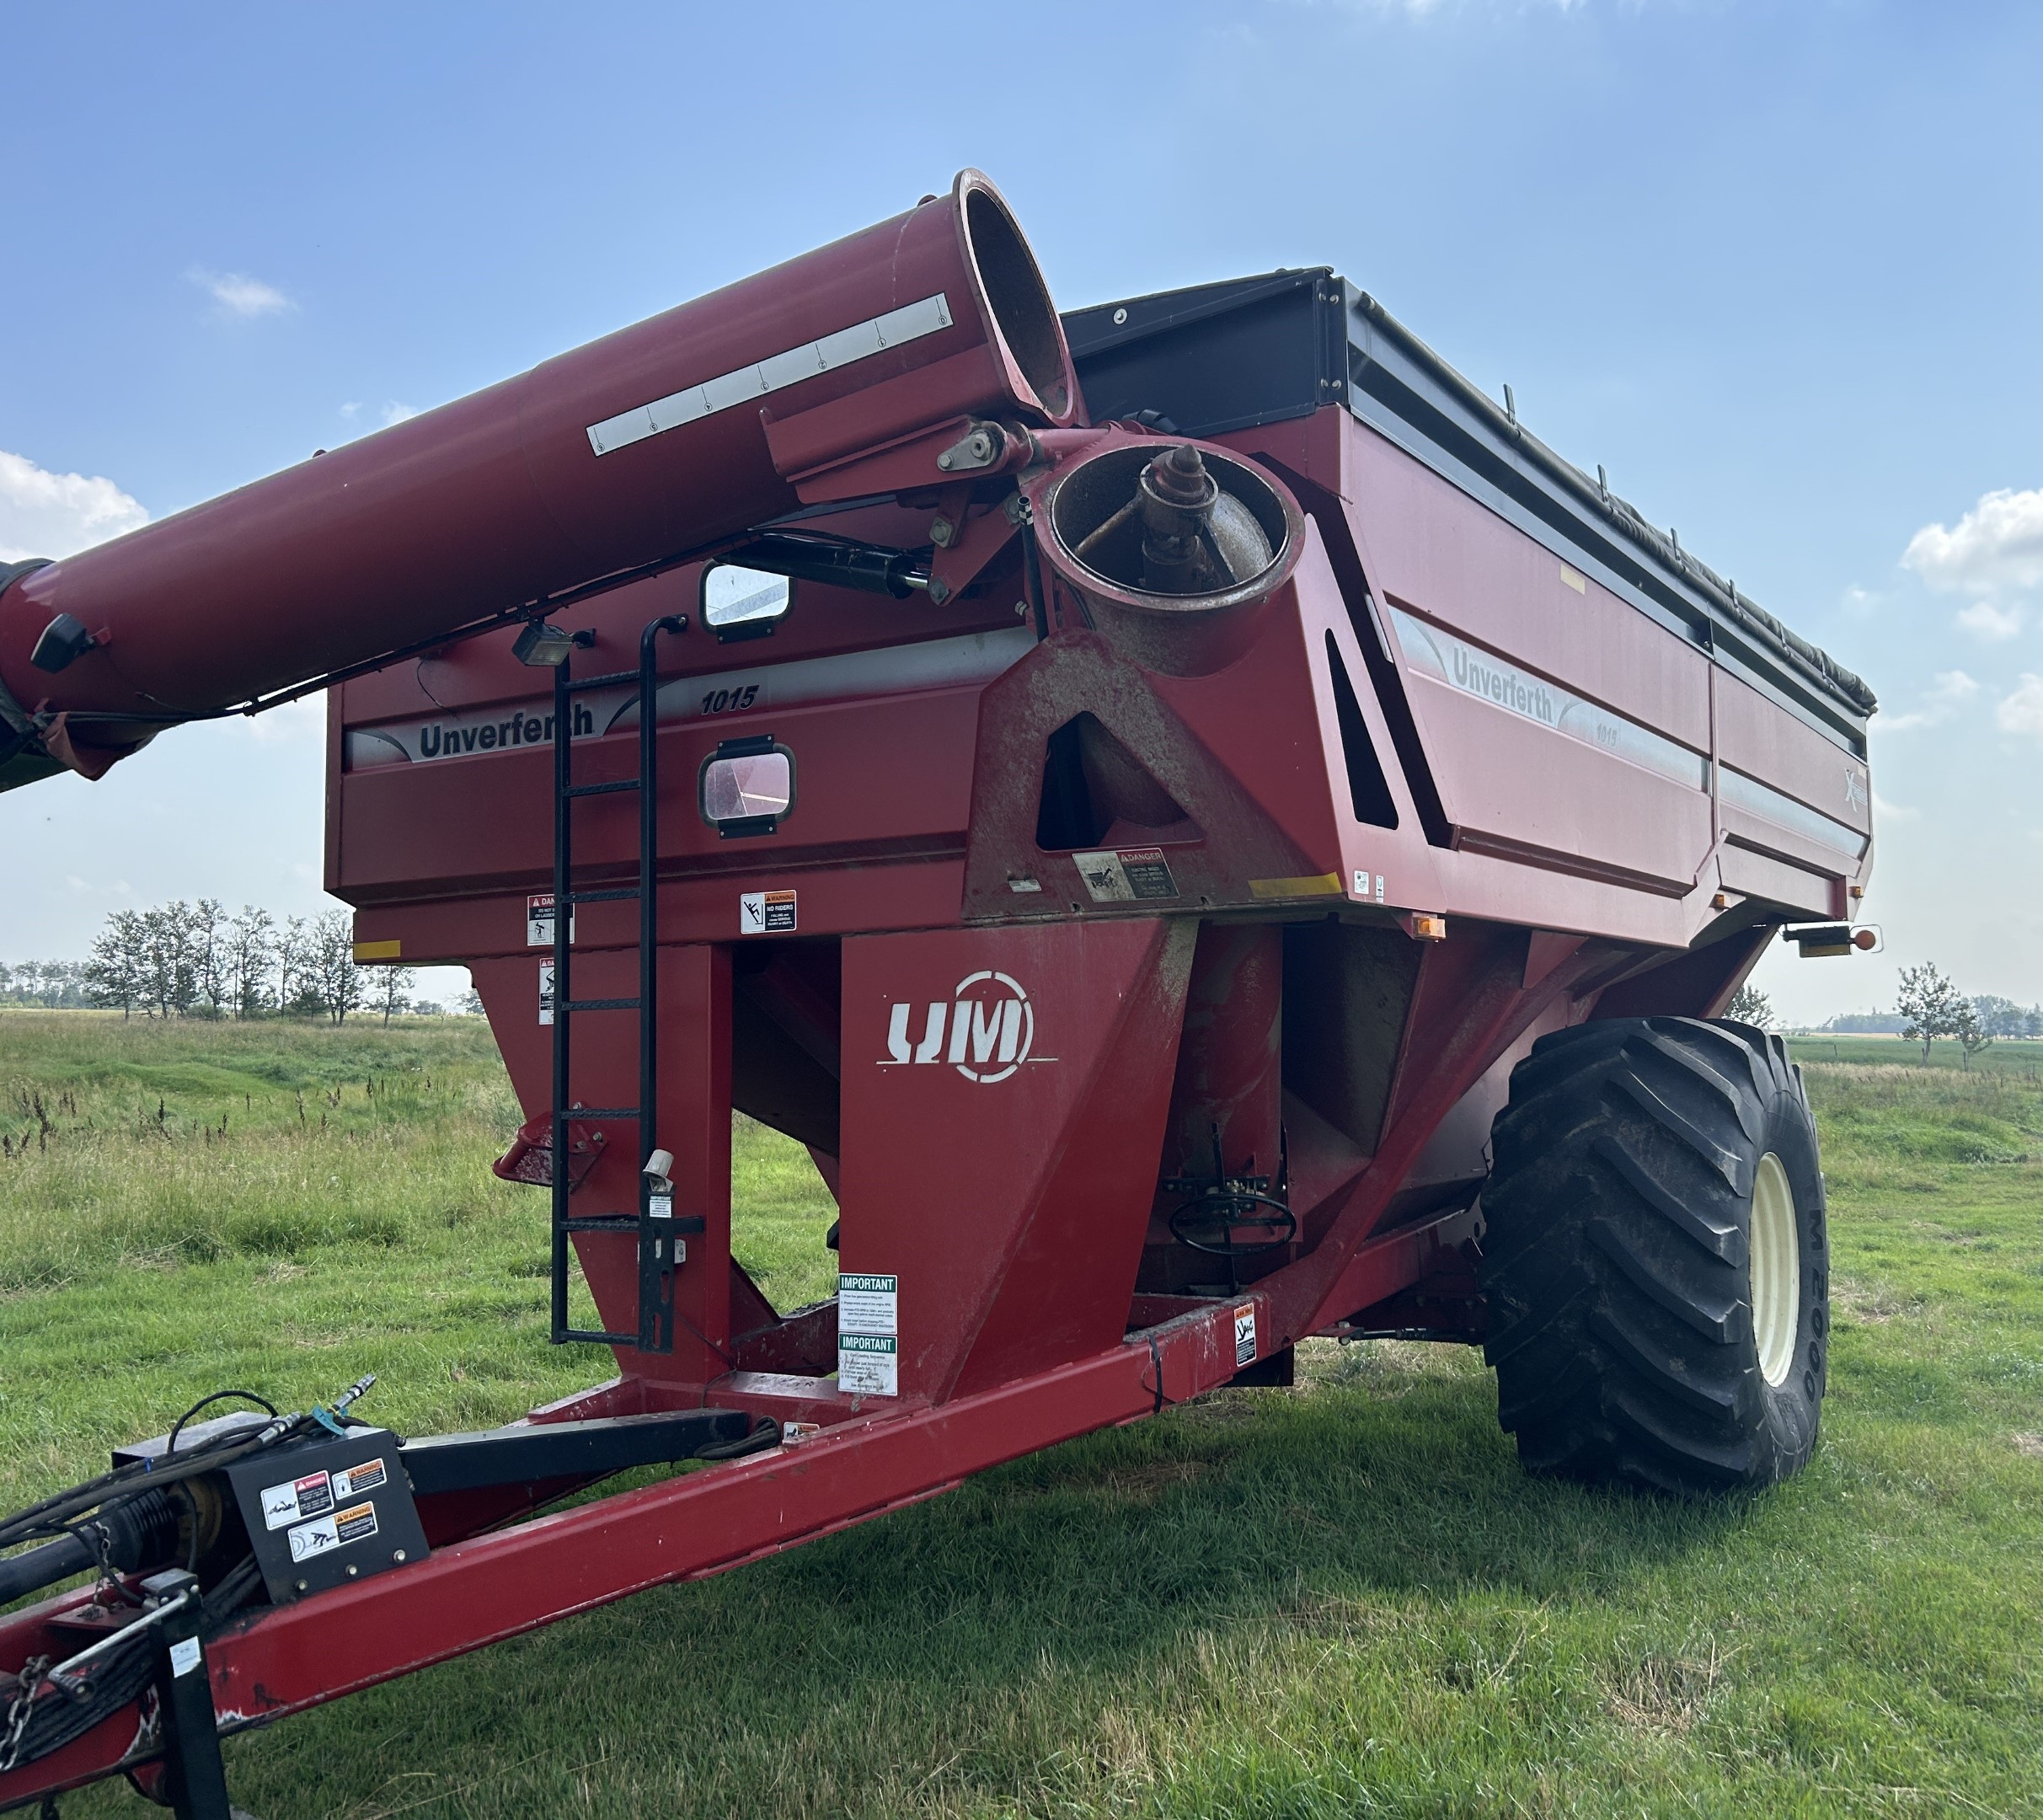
[29,611,96,674]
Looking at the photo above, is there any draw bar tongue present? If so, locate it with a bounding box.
[398,1409,764,1496]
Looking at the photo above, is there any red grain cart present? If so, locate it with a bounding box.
[0,173,1874,1815]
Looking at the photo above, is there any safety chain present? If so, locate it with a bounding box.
[0,1653,51,1775]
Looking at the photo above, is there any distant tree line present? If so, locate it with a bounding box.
[1817,997,2042,1040]
[2,902,476,1025]
[1714,976,2033,1070]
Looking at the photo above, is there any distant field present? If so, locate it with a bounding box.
[2,1012,2038,1819]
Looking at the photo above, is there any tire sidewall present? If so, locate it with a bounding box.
[1752,1077,1826,1475]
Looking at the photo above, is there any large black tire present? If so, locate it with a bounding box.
[1478,1016,1828,1495]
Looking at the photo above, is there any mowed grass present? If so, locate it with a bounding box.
[0,1012,2037,1819]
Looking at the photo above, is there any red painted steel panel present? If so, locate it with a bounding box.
[1716,667,1871,831]
[334,685,987,897]
[1340,418,1713,752]
[838,920,1192,1400]
[1397,670,1711,892]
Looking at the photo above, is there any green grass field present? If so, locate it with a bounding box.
[2,1012,2038,1818]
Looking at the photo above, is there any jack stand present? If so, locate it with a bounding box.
[140,1572,232,1820]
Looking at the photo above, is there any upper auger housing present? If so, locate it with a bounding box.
[0,171,1077,790]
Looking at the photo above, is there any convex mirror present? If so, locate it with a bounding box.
[699,742,793,837]
[702,564,791,640]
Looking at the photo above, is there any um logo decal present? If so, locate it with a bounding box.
[883,970,1037,1084]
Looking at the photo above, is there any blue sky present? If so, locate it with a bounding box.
[3,1,2039,1024]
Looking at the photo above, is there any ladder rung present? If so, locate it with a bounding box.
[564,997,641,1012]
[559,1215,640,1233]
[567,887,639,904]
[563,670,639,693]
[559,1327,639,1346]
[563,778,640,799]
[554,1105,639,1120]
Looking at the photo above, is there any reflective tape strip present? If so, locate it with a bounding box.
[1389,605,1709,793]
[1719,767,1869,859]
[586,293,954,457]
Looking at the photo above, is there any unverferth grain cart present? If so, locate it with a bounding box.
[0,173,1876,1815]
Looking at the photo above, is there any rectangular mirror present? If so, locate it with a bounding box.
[699,744,792,837]
[702,564,791,640]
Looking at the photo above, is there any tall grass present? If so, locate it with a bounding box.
[0,1017,2035,1818]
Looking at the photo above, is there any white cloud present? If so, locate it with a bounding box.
[190,268,295,319]
[379,402,418,427]
[1958,600,2024,640]
[1875,668,1978,733]
[1998,674,2043,739]
[1902,485,2043,597]
[1840,583,1881,618]
[339,401,362,421]
[1872,792,1919,821]
[0,449,150,562]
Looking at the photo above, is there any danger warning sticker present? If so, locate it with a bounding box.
[538,959,555,1025]
[1233,1302,1258,1369]
[1072,848,1179,903]
[259,1469,334,1532]
[527,893,575,946]
[740,890,797,935]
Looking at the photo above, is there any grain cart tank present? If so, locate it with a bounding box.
[0,177,1875,1815]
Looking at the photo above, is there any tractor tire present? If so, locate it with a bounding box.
[1477,1016,1828,1496]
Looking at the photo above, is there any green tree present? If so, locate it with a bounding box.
[84,913,147,1018]
[1897,961,1966,1063]
[1725,982,1774,1029]
[1955,1003,1993,1072]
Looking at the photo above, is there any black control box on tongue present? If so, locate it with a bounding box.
[222,1427,429,1603]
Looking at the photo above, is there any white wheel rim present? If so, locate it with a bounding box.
[1752,1150,1800,1388]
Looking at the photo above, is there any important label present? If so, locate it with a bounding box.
[837,1272,899,1335]
[837,1334,899,1396]
[259,1468,335,1533]
[837,1271,900,1396]
[538,959,556,1026]
[1072,848,1179,903]
[1351,870,1387,905]
[527,894,575,946]
[739,890,797,935]
[168,1637,203,1679]
[1233,1302,1258,1369]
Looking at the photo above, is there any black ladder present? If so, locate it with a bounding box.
[548,614,686,1352]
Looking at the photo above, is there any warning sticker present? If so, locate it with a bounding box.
[837,1333,899,1396]
[527,893,575,946]
[287,1513,340,1561]
[739,890,797,935]
[334,1500,380,1545]
[1233,1302,1258,1369]
[259,1469,334,1533]
[168,1636,203,1678]
[838,1272,899,1336]
[1072,848,1179,902]
[333,1458,388,1500]
[1350,870,1387,905]
[538,959,556,1025]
